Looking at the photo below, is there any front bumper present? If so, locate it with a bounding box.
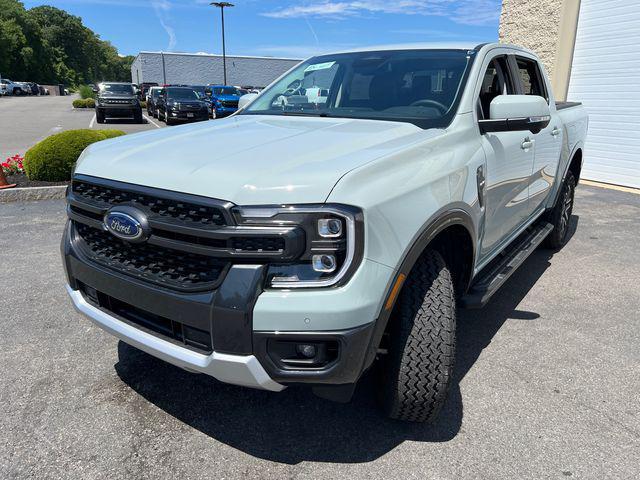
[214,106,237,117]
[97,105,139,118]
[62,219,392,391]
[168,109,209,121]
[66,285,284,391]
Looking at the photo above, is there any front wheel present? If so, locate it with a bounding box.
[96,110,105,124]
[544,171,576,250]
[379,249,456,422]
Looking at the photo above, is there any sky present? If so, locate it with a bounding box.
[22,0,501,59]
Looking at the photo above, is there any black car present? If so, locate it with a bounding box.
[28,82,40,95]
[95,82,142,123]
[146,86,163,118]
[157,87,209,126]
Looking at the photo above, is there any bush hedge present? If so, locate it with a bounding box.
[24,129,125,182]
[72,98,96,108]
[139,101,147,109]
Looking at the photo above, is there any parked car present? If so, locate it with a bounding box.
[0,81,7,96]
[189,85,214,116]
[95,82,143,123]
[62,43,587,422]
[28,82,40,95]
[208,85,241,118]
[140,82,159,100]
[156,86,209,125]
[146,86,162,118]
[0,78,28,95]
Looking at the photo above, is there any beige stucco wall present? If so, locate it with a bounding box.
[499,0,564,84]
[499,0,581,101]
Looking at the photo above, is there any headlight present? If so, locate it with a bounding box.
[232,204,363,288]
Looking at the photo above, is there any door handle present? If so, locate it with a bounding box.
[551,127,561,137]
[521,138,534,150]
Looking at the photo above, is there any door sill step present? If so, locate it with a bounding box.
[461,221,554,308]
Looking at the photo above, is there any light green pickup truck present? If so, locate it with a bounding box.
[62,43,588,422]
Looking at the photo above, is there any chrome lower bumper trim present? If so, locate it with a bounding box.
[65,285,285,392]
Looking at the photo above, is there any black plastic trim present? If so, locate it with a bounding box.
[212,265,266,354]
[253,322,375,385]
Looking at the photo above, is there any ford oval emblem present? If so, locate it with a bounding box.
[104,207,149,242]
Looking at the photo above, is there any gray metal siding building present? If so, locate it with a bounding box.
[131,52,301,88]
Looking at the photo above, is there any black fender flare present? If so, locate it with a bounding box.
[361,205,477,371]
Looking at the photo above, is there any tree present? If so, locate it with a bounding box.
[0,0,132,84]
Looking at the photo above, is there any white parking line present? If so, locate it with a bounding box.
[89,113,96,129]
[143,114,161,129]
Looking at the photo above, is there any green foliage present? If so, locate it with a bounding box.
[71,98,96,108]
[0,1,133,85]
[139,101,147,109]
[24,129,125,181]
[78,85,95,99]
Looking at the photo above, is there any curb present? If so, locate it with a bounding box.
[0,185,67,203]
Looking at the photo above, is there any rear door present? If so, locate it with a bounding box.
[476,53,535,260]
[511,55,563,217]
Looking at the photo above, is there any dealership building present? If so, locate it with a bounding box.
[130,51,301,89]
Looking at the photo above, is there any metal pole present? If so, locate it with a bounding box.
[221,8,227,84]
[211,3,234,85]
[161,52,167,85]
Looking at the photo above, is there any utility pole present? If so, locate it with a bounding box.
[210,2,234,85]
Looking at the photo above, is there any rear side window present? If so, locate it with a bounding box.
[514,57,548,101]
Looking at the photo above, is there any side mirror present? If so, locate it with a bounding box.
[238,93,258,110]
[479,95,551,134]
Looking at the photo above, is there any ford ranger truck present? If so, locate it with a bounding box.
[62,43,588,422]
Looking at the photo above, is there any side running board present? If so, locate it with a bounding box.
[461,222,554,309]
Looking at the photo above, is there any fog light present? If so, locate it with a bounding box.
[296,344,317,358]
[318,218,342,237]
[312,254,336,273]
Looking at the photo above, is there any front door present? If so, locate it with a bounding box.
[477,55,535,260]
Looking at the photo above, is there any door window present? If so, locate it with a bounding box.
[478,56,515,119]
[514,57,548,101]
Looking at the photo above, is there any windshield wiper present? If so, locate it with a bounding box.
[280,111,331,117]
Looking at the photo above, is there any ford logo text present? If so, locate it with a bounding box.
[104,208,148,242]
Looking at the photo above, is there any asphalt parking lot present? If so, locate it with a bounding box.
[1,184,638,479]
[0,94,164,160]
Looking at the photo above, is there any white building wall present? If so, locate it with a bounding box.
[131,52,300,87]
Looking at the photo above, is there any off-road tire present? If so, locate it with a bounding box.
[96,110,105,124]
[134,109,143,124]
[544,171,576,250]
[380,249,456,422]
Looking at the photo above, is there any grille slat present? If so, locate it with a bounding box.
[72,181,226,227]
[75,223,226,291]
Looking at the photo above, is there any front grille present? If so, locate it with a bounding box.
[232,236,284,252]
[104,99,133,104]
[74,222,226,291]
[72,180,226,227]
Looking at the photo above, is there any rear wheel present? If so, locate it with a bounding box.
[544,171,576,250]
[379,250,456,422]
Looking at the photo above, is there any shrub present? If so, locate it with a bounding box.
[99,129,126,140]
[139,101,147,109]
[78,85,96,99]
[24,129,126,181]
[72,98,87,108]
[84,98,96,108]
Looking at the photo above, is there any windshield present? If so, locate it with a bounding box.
[167,88,199,101]
[241,49,475,129]
[150,88,161,98]
[191,86,211,98]
[213,86,239,96]
[100,83,134,95]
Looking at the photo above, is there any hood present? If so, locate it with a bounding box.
[214,94,239,101]
[75,114,425,205]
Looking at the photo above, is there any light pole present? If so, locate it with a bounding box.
[210,2,234,85]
